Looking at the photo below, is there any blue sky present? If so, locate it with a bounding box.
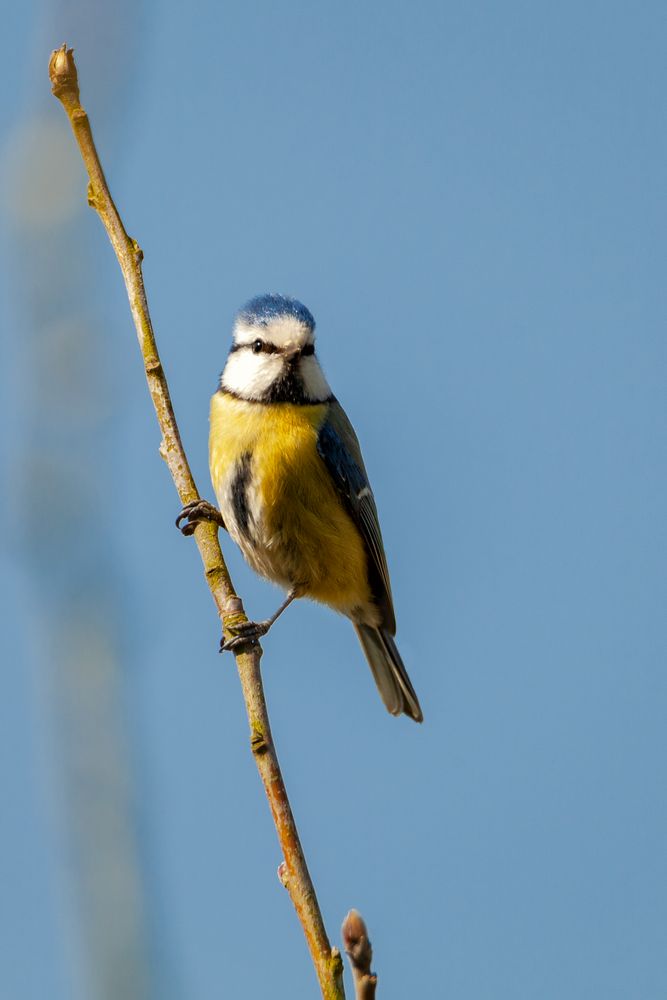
[1,2,665,998]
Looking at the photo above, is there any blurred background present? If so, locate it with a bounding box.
[1,2,665,998]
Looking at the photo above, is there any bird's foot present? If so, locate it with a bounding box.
[219,591,297,653]
[176,499,225,536]
[219,619,271,653]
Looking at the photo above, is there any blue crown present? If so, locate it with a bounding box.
[236,293,315,330]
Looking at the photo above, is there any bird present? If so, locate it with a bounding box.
[177,293,422,722]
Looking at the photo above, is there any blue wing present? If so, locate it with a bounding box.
[317,401,396,633]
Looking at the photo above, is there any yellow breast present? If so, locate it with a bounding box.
[209,392,373,616]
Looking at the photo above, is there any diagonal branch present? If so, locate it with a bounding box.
[49,44,344,1000]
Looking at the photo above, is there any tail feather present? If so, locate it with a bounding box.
[354,625,423,722]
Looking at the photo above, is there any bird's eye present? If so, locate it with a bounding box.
[252,339,264,354]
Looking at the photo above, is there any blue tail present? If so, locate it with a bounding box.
[354,625,423,722]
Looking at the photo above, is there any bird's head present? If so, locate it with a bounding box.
[220,294,331,404]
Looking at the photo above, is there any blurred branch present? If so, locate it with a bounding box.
[341,911,377,999]
[49,44,344,1000]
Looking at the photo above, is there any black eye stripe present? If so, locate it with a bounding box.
[248,339,278,354]
[231,340,315,356]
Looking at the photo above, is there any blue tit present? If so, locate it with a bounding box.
[188,293,422,722]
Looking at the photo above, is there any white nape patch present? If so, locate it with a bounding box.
[234,315,314,351]
[221,349,284,399]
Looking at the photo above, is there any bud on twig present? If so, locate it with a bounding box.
[277,861,289,888]
[48,45,81,110]
[341,910,377,998]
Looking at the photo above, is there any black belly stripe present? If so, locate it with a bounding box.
[231,452,253,539]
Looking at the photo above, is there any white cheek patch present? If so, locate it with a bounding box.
[221,351,284,399]
[299,356,332,401]
[221,345,333,403]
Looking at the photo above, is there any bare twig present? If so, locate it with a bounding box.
[342,910,377,998]
[49,44,344,1000]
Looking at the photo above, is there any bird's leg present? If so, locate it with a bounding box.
[220,590,297,652]
[176,499,225,536]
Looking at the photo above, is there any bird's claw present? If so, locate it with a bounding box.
[219,620,271,653]
[176,499,225,536]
